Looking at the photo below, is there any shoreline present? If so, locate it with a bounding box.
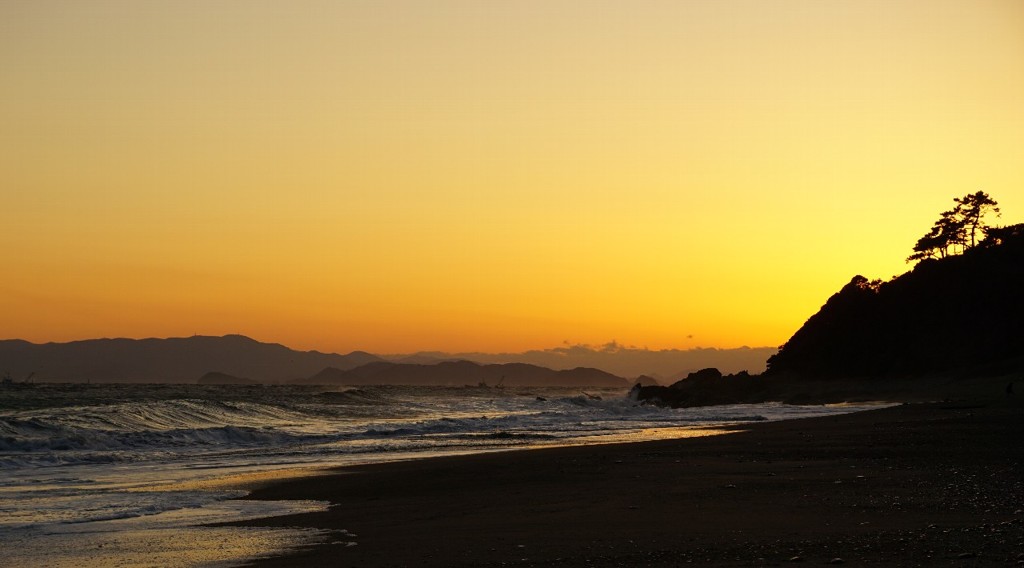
[233,396,1024,566]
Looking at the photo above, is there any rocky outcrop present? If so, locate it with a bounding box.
[634,368,768,408]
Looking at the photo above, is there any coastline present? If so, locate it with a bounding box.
[233,395,1024,566]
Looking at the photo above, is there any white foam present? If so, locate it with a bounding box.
[1,384,891,566]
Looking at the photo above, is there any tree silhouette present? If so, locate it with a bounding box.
[908,192,999,263]
[908,209,964,262]
[954,191,1000,248]
[980,223,1024,248]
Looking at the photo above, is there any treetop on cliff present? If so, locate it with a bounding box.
[907,191,1000,263]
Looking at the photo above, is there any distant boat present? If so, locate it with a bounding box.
[2,371,35,388]
[476,376,506,389]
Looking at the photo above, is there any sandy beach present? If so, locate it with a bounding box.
[234,393,1024,567]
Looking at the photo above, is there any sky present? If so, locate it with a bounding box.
[2,0,1022,354]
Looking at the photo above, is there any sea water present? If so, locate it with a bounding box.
[0,383,885,566]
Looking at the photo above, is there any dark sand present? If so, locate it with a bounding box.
[236,396,1024,567]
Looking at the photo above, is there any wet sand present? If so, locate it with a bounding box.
[236,396,1024,567]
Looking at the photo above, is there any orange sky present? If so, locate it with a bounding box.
[2,0,1022,354]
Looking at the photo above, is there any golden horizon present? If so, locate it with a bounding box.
[2,0,1022,353]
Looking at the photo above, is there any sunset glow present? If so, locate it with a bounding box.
[2,0,1022,353]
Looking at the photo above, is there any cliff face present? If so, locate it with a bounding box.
[765,229,1024,379]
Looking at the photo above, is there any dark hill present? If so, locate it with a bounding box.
[636,225,1024,407]
[0,335,382,383]
[766,226,1024,378]
[300,360,628,387]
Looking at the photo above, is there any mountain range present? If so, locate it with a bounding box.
[301,360,627,387]
[0,334,379,383]
[395,344,776,380]
[0,334,774,385]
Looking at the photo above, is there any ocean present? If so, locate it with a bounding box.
[0,383,885,566]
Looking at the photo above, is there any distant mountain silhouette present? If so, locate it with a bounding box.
[0,333,760,385]
[766,225,1024,378]
[197,371,258,385]
[0,335,381,383]
[390,344,775,379]
[299,360,629,387]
